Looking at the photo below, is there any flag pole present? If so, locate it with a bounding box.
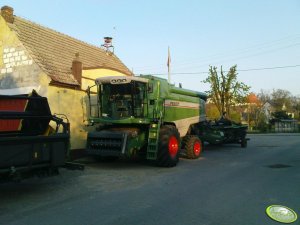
[167,46,171,83]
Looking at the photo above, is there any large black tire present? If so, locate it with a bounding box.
[182,135,202,159]
[156,125,180,167]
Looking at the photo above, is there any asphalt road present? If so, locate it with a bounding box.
[0,134,299,225]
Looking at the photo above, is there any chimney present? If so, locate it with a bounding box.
[72,53,82,86]
[1,6,14,23]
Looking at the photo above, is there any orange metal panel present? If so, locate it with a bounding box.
[0,99,27,132]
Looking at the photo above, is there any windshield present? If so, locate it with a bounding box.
[100,81,146,119]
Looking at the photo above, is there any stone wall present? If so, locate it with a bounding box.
[0,16,49,95]
[0,46,42,89]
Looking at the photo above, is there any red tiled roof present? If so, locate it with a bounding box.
[9,16,132,86]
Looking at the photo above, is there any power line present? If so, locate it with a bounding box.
[137,64,300,76]
[134,42,300,73]
[133,34,300,72]
[171,40,300,70]
[238,64,300,72]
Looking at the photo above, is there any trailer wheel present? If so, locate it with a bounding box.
[156,125,180,167]
[241,138,247,148]
[184,136,202,159]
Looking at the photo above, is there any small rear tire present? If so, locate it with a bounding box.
[183,135,203,159]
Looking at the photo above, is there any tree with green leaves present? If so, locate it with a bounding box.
[203,65,250,118]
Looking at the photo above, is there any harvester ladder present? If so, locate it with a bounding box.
[146,123,160,160]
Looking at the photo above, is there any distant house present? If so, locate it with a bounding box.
[261,102,299,132]
[0,6,132,156]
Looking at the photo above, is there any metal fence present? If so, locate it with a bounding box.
[274,119,299,133]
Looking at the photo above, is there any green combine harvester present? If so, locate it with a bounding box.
[86,75,248,167]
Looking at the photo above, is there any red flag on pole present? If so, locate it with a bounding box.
[167,46,171,83]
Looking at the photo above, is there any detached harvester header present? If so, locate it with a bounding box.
[86,75,247,167]
[0,91,70,181]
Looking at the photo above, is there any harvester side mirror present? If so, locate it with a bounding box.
[148,84,153,93]
[86,87,92,99]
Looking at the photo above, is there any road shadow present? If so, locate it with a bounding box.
[203,143,244,151]
[0,168,84,201]
[75,156,152,169]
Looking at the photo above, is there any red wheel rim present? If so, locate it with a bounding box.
[193,141,201,156]
[168,136,179,158]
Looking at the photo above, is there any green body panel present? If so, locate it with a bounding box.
[89,117,150,125]
[164,107,200,122]
[142,75,206,125]
[142,75,206,137]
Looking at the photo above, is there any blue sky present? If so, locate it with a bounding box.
[2,0,300,95]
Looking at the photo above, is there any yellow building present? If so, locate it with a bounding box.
[0,6,132,158]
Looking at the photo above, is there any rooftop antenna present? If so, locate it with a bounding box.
[101,37,114,54]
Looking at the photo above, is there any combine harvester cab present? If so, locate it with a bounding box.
[86,75,209,167]
[0,90,70,181]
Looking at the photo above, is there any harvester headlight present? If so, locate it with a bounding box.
[151,124,157,128]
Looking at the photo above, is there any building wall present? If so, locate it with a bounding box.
[0,16,49,95]
[47,86,88,149]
